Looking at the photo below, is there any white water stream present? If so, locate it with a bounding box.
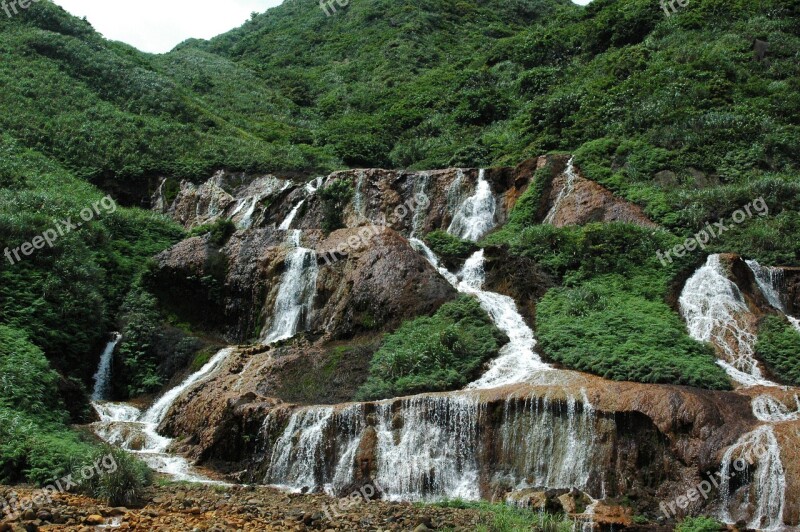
[447,169,497,242]
[544,157,577,225]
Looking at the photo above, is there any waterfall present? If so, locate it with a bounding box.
[747,260,785,311]
[261,230,319,344]
[752,395,800,422]
[410,172,431,238]
[543,157,577,225]
[141,347,235,425]
[353,171,367,220]
[790,316,800,334]
[91,333,122,401]
[279,200,305,230]
[375,396,482,502]
[91,347,236,483]
[264,407,335,490]
[408,241,550,389]
[679,254,774,387]
[496,390,601,493]
[718,424,786,530]
[447,169,497,242]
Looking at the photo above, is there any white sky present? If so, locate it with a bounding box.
[53,0,594,54]
[53,0,285,54]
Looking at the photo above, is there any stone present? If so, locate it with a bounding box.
[84,514,104,525]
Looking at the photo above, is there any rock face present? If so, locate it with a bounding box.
[540,156,658,228]
[147,226,456,343]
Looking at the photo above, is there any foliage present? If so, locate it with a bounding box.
[423,230,477,259]
[536,276,731,390]
[427,499,573,532]
[187,218,237,247]
[0,325,97,484]
[755,316,800,386]
[676,516,725,532]
[356,296,506,400]
[78,447,152,507]
[319,179,354,232]
[116,288,165,397]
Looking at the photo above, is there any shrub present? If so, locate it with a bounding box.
[356,296,506,400]
[536,276,731,390]
[319,179,354,233]
[79,448,152,507]
[423,230,477,259]
[187,218,236,247]
[755,316,800,386]
[676,516,725,532]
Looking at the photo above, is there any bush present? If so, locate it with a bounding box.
[356,296,507,400]
[423,230,477,259]
[79,448,152,507]
[676,516,725,532]
[755,316,800,386]
[319,179,353,233]
[536,277,731,390]
[187,218,236,247]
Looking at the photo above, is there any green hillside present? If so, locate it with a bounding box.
[0,0,799,484]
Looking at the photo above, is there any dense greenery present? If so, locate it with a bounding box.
[536,276,730,389]
[319,179,354,232]
[423,230,477,260]
[755,316,800,386]
[356,296,506,400]
[428,500,573,532]
[79,447,153,507]
[676,516,725,532]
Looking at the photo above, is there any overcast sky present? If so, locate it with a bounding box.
[53,0,594,54]
[53,0,285,54]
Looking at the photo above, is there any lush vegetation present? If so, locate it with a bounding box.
[676,516,725,532]
[427,500,573,532]
[755,316,800,386]
[423,230,477,260]
[356,296,506,400]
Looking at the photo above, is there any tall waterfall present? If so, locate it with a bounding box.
[679,254,773,387]
[447,169,497,242]
[261,230,319,344]
[279,200,305,230]
[543,157,577,225]
[91,333,122,401]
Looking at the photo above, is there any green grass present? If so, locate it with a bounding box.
[755,316,800,386]
[676,516,725,532]
[426,499,574,532]
[356,296,506,400]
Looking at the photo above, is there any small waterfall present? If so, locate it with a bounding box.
[410,172,431,237]
[447,169,497,242]
[746,259,785,311]
[790,316,800,333]
[409,242,550,389]
[496,390,600,492]
[544,157,577,225]
[141,347,235,425]
[719,424,786,530]
[264,407,335,490]
[92,347,236,483]
[279,200,305,230]
[91,333,121,401]
[752,395,800,422]
[261,230,319,344]
[353,171,367,220]
[679,254,774,387]
[374,396,482,502]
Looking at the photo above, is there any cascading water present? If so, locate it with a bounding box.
[679,254,774,387]
[353,171,367,220]
[718,424,786,530]
[543,157,577,225]
[447,169,497,242]
[91,333,121,401]
[747,260,786,311]
[279,200,305,231]
[92,347,236,482]
[752,395,800,422]
[261,229,319,344]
